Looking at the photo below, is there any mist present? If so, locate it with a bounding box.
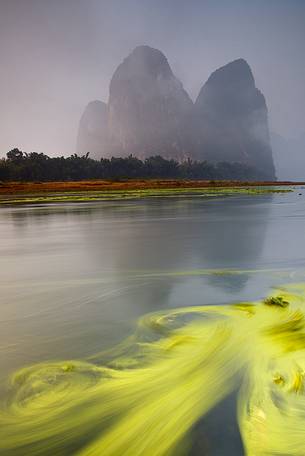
[0,0,305,177]
[271,132,305,181]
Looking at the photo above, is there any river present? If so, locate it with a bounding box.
[1,190,305,454]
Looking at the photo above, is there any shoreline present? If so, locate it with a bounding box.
[0,179,299,205]
[0,179,303,195]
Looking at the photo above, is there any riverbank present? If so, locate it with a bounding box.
[0,179,298,205]
[0,179,303,195]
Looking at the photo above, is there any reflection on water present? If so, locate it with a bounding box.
[1,191,305,454]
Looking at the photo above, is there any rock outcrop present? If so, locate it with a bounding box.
[107,45,193,159]
[77,48,276,179]
[193,59,275,179]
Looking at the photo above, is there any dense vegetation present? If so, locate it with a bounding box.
[0,148,269,181]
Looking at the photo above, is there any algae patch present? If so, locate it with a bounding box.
[2,284,305,454]
[0,186,293,205]
[263,296,290,308]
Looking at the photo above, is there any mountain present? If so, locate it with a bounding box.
[107,45,193,159]
[77,47,276,180]
[192,59,275,179]
[76,100,108,159]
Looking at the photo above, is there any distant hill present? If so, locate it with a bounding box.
[77,46,276,180]
[192,59,275,179]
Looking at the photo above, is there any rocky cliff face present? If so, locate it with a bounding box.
[76,100,108,159]
[107,45,193,159]
[193,59,275,179]
[77,48,275,179]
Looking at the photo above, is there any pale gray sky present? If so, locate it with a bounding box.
[0,0,304,156]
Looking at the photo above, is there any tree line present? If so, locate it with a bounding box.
[0,148,267,181]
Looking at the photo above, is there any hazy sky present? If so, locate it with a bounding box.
[0,0,304,156]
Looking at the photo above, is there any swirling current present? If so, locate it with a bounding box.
[2,284,305,455]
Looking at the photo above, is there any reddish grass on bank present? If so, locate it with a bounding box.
[0,179,303,195]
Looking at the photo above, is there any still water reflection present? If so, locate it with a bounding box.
[1,192,305,454]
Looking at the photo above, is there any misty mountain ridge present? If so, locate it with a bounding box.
[77,45,276,180]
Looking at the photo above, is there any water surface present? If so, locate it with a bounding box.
[1,191,305,454]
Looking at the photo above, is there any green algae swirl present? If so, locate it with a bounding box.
[2,284,305,455]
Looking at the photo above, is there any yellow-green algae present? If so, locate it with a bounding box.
[2,284,305,455]
[0,186,292,205]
